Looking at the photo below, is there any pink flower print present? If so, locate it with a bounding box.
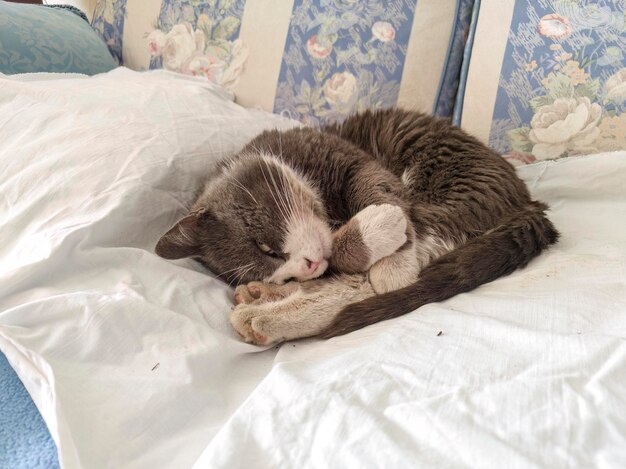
[371,21,395,42]
[147,30,166,57]
[182,54,224,83]
[537,14,570,40]
[306,35,333,59]
[323,72,358,107]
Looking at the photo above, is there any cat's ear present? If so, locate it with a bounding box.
[155,209,212,259]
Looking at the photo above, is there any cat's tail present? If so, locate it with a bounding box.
[319,201,559,339]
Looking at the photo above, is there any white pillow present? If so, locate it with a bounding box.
[0,68,297,468]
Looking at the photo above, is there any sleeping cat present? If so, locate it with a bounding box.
[155,109,559,345]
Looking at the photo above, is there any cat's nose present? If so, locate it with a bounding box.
[305,258,321,274]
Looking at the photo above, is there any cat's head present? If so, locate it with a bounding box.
[155,153,332,285]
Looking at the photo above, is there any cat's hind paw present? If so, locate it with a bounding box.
[231,303,267,345]
[230,303,279,346]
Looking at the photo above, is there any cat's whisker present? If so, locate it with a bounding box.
[229,175,258,205]
[220,262,255,288]
[228,267,247,288]
[272,149,302,226]
[279,170,300,225]
[295,182,310,226]
[298,179,308,222]
[251,142,306,228]
[226,272,246,288]
[219,262,254,278]
[232,264,256,286]
[248,141,261,154]
[275,135,298,219]
[294,174,308,223]
[270,169,290,219]
[260,157,290,222]
[227,275,240,288]
[258,158,286,219]
[275,163,302,226]
[267,174,290,223]
[267,159,292,219]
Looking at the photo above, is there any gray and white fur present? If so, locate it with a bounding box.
[156,109,559,345]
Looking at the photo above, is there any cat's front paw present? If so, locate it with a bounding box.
[355,204,408,265]
[234,281,298,305]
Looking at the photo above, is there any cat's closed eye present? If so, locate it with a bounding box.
[256,240,282,259]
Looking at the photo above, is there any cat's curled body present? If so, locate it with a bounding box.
[156,109,559,345]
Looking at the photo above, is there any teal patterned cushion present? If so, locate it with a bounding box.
[0,2,116,75]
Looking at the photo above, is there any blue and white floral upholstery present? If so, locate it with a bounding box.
[0,2,115,76]
[91,0,475,124]
[458,0,626,165]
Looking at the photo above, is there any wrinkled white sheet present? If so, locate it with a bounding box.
[1,68,626,469]
[0,68,298,468]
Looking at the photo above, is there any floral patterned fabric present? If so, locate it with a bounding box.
[273,0,417,126]
[91,0,474,122]
[91,0,127,65]
[146,0,248,91]
[489,0,626,165]
[0,2,116,75]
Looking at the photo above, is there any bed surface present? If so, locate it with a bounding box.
[1,69,625,468]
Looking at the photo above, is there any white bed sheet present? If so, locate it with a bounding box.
[195,152,626,469]
[1,68,625,469]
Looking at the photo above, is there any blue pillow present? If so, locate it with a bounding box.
[0,2,116,75]
[0,351,59,469]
